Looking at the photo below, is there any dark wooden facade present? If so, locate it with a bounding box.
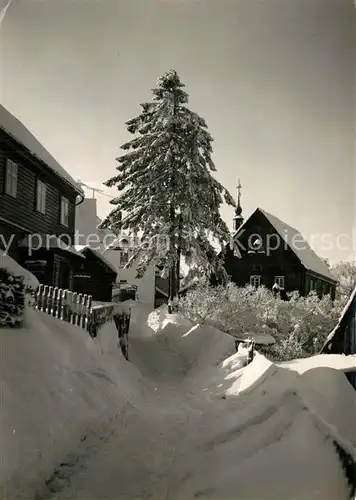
[0,107,84,289]
[222,208,338,299]
[72,247,117,302]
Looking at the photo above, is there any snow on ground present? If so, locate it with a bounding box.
[0,308,146,499]
[1,302,356,499]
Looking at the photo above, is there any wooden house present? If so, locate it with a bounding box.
[0,104,85,289]
[73,246,118,302]
[221,184,338,298]
[321,287,356,388]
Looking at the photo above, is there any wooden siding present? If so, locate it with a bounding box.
[305,272,336,300]
[0,131,77,242]
[72,249,117,302]
[224,210,305,294]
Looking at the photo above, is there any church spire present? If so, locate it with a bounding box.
[233,179,244,231]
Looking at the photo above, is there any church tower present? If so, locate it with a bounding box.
[233,179,244,232]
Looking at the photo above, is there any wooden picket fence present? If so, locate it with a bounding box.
[33,285,132,346]
[34,284,92,331]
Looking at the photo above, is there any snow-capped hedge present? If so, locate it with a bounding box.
[0,251,39,327]
[175,283,346,361]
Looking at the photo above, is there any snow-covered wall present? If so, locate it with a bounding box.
[75,198,113,250]
[104,248,155,310]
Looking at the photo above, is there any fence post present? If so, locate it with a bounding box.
[47,286,54,315]
[88,308,98,338]
[64,290,72,323]
[81,294,88,329]
[71,293,78,325]
[52,287,59,317]
[35,284,43,311]
[42,285,48,313]
[76,294,83,326]
[57,288,63,320]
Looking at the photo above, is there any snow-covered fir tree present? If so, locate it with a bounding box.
[99,69,235,299]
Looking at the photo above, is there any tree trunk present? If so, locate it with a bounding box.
[168,204,177,304]
[176,213,183,295]
[168,91,178,306]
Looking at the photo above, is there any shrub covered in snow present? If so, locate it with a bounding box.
[175,283,346,361]
[0,252,39,327]
[0,268,26,327]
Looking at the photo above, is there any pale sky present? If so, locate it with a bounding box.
[0,0,355,264]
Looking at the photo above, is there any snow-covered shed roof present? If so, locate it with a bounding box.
[234,208,338,283]
[75,245,118,275]
[0,105,84,195]
[19,235,85,259]
[322,285,356,353]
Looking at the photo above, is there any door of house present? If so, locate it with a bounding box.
[53,255,70,290]
[53,258,61,288]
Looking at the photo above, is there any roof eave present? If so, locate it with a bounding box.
[0,124,84,196]
[304,269,338,284]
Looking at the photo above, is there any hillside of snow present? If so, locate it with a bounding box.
[1,303,355,499]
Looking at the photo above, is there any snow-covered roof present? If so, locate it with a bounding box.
[0,250,39,290]
[75,245,118,275]
[18,235,85,258]
[234,208,338,283]
[0,105,84,195]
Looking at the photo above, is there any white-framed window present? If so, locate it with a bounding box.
[274,276,285,289]
[60,196,69,226]
[36,180,47,214]
[250,275,261,288]
[5,159,18,197]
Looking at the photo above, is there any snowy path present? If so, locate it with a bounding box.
[2,309,355,499]
[51,334,206,500]
[48,328,354,500]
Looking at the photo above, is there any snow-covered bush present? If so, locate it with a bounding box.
[176,283,346,361]
[0,252,39,328]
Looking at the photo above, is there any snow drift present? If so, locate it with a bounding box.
[0,249,39,290]
[0,308,145,498]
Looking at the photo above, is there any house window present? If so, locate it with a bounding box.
[309,279,314,292]
[274,276,285,289]
[248,235,265,254]
[120,251,129,266]
[60,197,69,226]
[36,180,47,214]
[5,159,18,197]
[250,275,261,288]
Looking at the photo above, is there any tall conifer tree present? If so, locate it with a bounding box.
[100,70,235,299]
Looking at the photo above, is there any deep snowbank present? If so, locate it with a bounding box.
[127,307,356,499]
[1,303,356,499]
[0,309,144,498]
